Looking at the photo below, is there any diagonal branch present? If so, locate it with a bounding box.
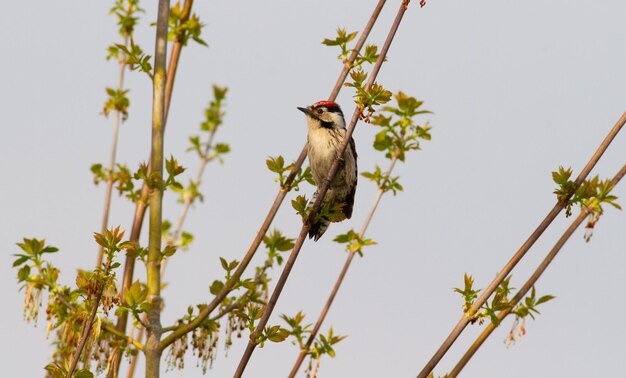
[233,2,412,376]
[158,0,387,353]
[416,112,626,378]
[448,162,626,378]
[288,153,399,377]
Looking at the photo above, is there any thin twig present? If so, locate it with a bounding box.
[158,0,387,352]
[102,323,145,351]
[161,127,217,277]
[234,3,411,376]
[66,261,111,378]
[96,35,129,268]
[448,162,626,377]
[289,153,398,377]
[416,113,626,378]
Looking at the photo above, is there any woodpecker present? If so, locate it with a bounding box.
[297,100,358,241]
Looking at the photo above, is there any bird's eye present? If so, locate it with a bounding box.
[316,108,324,114]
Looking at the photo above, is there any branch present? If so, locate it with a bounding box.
[448,162,626,377]
[416,113,626,378]
[144,2,170,378]
[158,0,387,353]
[109,1,196,376]
[288,153,399,377]
[102,323,145,351]
[234,2,411,376]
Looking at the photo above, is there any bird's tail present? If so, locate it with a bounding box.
[308,217,330,241]
[307,190,332,241]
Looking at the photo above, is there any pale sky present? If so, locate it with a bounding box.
[1,1,625,377]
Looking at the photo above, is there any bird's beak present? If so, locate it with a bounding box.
[297,106,313,117]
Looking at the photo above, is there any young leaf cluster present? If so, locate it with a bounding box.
[280,312,347,378]
[169,1,208,46]
[345,70,392,121]
[305,327,347,378]
[454,273,555,336]
[266,156,314,191]
[187,86,230,164]
[580,177,621,241]
[454,274,514,326]
[333,229,376,257]
[362,91,432,196]
[361,166,403,196]
[106,0,144,61]
[322,28,381,70]
[90,162,147,202]
[370,91,432,161]
[108,0,143,40]
[552,168,622,239]
[508,286,555,345]
[102,88,130,120]
[322,28,358,64]
[115,42,153,79]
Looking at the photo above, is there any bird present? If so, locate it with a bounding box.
[297,100,358,241]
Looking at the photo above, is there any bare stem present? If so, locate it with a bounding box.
[416,112,626,378]
[289,153,398,377]
[158,0,386,353]
[144,2,170,378]
[448,162,626,377]
[234,3,410,376]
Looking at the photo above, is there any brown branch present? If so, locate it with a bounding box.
[288,153,399,377]
[164,0,193,125]
[158,0,387,353]
[416,112,626,378]
[234,2,411,376]
[448,162,626,377]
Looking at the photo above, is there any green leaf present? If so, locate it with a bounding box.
[17,264,31,282]
[536,294,555,306]
[266,156,285,173]
[12,255,30,267]
[220,257,229,271]
[73,369,95,378]
[210,280,224,295]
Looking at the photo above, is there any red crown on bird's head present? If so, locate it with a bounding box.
[313,100,339,108]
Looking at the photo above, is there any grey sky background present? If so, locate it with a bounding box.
[1,1,625,377]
